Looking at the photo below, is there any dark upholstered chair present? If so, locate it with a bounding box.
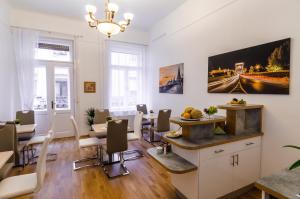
[136,104,147,114]
[101,119,129,178]
[94,109,110,124]
[150,109,171,142]
[16,110,35,141]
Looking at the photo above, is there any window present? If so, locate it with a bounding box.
[35,38,73,62]
[106,42,146,113]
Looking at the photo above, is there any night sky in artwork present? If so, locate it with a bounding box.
[208,38,291,71]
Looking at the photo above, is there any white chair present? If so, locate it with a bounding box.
[0,137,50,199]
[70,116,102,170]
[124,111,144,160]
[26,113,57,164]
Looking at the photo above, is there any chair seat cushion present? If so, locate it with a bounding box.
[27,135,47,145]
[0,173,37,199]
[79,137,101,148]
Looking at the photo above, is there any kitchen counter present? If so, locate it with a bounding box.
[255,168,300,199]
[162,132,263,150]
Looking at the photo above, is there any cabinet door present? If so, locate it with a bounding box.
[199,154,234,199]
[232,147,261,191]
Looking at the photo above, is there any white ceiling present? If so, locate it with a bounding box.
[9,0,186,31]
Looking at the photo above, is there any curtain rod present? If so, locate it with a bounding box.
[10,25,83,38]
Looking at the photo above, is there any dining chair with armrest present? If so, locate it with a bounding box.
[70,116,102,171]
[94,109,110,124]
[0,137,50,199]
[101,119,129,178]
[0,122,26,169]
[150,109,171,142]
[125,111,144,160]
[26,113,57,164]
[136,104,151,129]
[16,110,35,141]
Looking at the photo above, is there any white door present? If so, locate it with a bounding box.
[199,154,234,199]
[33,37,75,137]
[232,147,261,191]
[33,62,74,137]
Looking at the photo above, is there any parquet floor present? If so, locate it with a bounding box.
[9,138,261,199]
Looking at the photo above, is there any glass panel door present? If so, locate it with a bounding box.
[54,67,71,111]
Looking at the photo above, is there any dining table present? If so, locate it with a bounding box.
[0,151,14,170]
[143,113,158,127]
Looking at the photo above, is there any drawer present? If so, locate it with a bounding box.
[233,136,261,152]
[199,136,262,162]
[200,142,236,162]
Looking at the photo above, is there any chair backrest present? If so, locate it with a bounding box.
[16,110,35,125]
[0,123,17,164]
[94,109,110,124]
[70,116,80,143]
[106,120,128,154]
[157,109,171,132]
[136,104,148,114]
[35,137,50,193]
[134,111,143,139]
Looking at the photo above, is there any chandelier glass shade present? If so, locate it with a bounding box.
[85,0,134,38]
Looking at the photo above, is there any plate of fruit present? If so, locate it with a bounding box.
[229,98,247,106]
[180,107,203,121]
[166,130,182,138]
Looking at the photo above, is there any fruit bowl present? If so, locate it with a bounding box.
[180,117,201,121]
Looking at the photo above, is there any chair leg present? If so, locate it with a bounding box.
[103,152,130,178]
[73,145,101,171]
[124,149,144,161]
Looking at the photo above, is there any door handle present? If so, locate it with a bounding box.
[231,155,235,167]
[51,101,55,109]
[214,149,224,154]
[235,154,239,166]
[246,142,254,146]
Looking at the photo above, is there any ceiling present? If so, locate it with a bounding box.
[9,0,186,31]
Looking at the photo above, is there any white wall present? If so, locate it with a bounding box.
[9,9,149,134]
[149,0,300,176]
[0,0,16,121]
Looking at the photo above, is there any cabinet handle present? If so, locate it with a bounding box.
[231,155,235,167]
[214,149,224,154]
[246,142,254,146]
[235,154,239,166]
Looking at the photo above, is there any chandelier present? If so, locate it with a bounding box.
[85,0,134,38]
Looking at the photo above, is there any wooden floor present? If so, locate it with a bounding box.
[9,138,261,199]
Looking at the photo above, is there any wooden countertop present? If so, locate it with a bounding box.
[255,168,300,199]
[162,132,263,150]
[147,148,197,174]
[217,104,264,110]
[170,115,226,126]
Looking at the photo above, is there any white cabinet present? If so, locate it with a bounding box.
[198,137,261,199]
[232,147,261,190]
[199,153,233,199]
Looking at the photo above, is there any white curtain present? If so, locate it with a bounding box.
[104,41,147,116]
[12,29,39,110]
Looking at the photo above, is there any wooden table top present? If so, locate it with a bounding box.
[16,124,36,134]
[91,123,107,133]
[0,151,13,169]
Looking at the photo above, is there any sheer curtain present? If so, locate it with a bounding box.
[12,28,39,110]
[104,41,147,116]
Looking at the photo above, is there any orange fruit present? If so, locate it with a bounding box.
[183,112,191,119]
